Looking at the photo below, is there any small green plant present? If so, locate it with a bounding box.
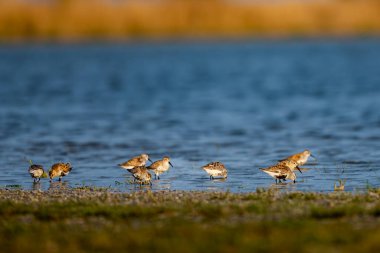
[366,180,374,191]
[334,179,346,191]
[41,172,48,178]
[5,184,22,188]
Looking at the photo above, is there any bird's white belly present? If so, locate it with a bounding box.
[297,157,308,165]
[30,170,43,178]
[121,165,134,170]
[262,170,279,178]
[205,169,223,176]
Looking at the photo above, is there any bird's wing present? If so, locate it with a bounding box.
[120,156,141,167]
[147,161,160,170]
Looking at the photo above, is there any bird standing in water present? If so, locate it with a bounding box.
[279,149,316,166]
[202,162,228,180]
[28,161,46,183]
[147,156,173,179]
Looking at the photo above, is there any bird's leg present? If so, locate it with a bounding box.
[158,175,160,180]
[59,176,62,182]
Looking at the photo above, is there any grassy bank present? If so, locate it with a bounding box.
[1,188,380,252]
[1,0,380,42]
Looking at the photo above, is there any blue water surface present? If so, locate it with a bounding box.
[0,39,379,192]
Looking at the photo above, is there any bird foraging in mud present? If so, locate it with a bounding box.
[202,162,228,180]
[49,162,72,182]
[260,161,300,184]
[126,166,152,185]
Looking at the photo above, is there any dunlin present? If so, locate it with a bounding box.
[279,149,316,166]
[28,164,45,182]
[49,162,72,182]
[202,162,228,180]
[147,156,173,179]
[126,166,152,185]
[118,154,152,169]
[277,160,302,173]
[260,162,298,183]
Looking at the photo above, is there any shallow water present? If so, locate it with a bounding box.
[1,39,380,192]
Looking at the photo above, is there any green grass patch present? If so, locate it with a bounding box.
[1,189,380,252]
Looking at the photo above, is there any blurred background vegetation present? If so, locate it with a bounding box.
[0,0,380,41]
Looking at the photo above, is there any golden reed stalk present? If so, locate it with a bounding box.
[1,0,380,41]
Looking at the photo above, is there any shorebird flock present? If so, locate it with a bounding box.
[260,150,315,184]
[27,149,316,186]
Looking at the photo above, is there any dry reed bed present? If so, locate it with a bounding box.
[1,0,380,41]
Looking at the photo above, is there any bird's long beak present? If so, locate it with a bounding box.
[297,167,303,174]
[169,162,174,168]
[310,154,317,161]
[148,158,153,163]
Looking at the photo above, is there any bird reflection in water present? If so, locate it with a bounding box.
[48,181,69,191]
[32,181,42,191]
